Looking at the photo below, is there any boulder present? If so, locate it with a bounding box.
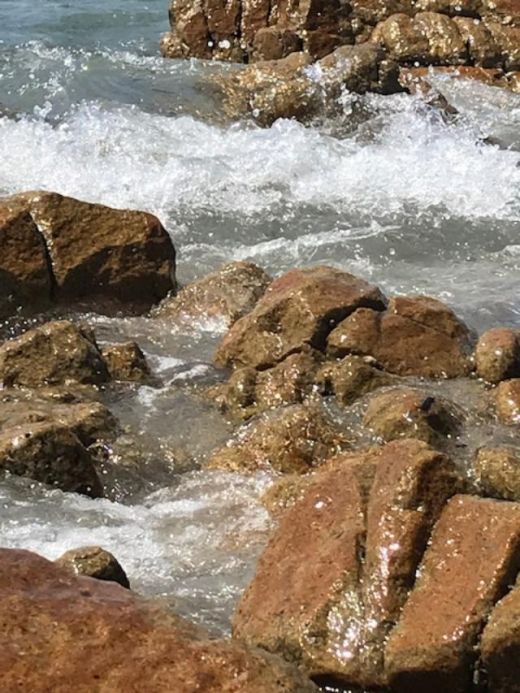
[215,266,386,370]
[475,327,520,383]
[153,261,271,327]
[327,295,473,378]
[480,580,520,693]
[234,440,458,687]
[206,402,347,474]
[0,320,109,388]
[363,387,461,446]
[101,341,151,382]
[399,65,515,94]
[386,494,520,693]
[3,191,176,309]
[495,378,520,424]
[56,546,130,588]
[0,549,318,692]
[315,354,396,405]
[0,206,52,316]
[474,446,520,501]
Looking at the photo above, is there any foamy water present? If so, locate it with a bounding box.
[1,0,520,639]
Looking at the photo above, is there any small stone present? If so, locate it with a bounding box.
[56,546,130,588]
[495,378,520,424]
[475,447,520,501]
[102,342,151,383]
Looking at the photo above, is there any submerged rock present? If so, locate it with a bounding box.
[0,549,318,692]
[215,266,386,370]
[2,191,176,311]
[56,546,130,588]
[207,402,347,474]
[327,295,473,378]
[153,261,271,327]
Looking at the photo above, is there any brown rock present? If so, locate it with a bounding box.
[474,446,520,501]
[101,341,151,382]
[0,320,109,388]
[209,366,258,420]
[485,21,520,69]
[5,191,175,308]
[0,549,318,692]
[495,378,520,424]
[315,354,395,405]
[56,546,130,588]
[0,206,52,316]
[240,0,271,45]
[327,295,473,378]
[386,494,520,693]
[260,474,314,518]
[167,0,211,59]
[454,17,502,65]
[399,64,515,94]
[215,266,386,370]
[206,402,347,473]
[0,422,102,497]
[204,0,241,40]
[363,387,461,445]
[476,327,520,383]
[252,26,303,61]
[316,42,401,94]
[480,580,520,693]
[153,261,271,327]
[234,441,458,687]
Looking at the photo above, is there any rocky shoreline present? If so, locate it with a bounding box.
[1,189,520,691]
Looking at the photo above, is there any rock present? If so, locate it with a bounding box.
[315,354,395,405]
[363,387,461,446]
[480,579,520,693]
[399,65,513,94]
[153,261,271,327]
[0,549,318,692]
[209,366,259,420]
[215,266,386,370]
[251,26,303,61]
[495,378,520,424]
[386,494,520,693]
[56,546,130,588]
[0,206,52,316]
[0,422,102,497]
[453,17,502,66]
[234,440,458,687]
[4,191,175,309]
[327,295,473,378]
[206,402,347,473]
[474,446,520,501]
[101,342,151,382]
[476,327,520,383]
[485,21,520,70]
[0,320,109,388]
[260,474,314,518]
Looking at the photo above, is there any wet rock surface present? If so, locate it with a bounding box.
[495,378,520,424]
[476,327,520,383]
[474,446,520,501]
[101,341,151,383]
[0,549,318,693]
[56,545,131,588]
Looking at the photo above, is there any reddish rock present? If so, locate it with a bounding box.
[474,446,520,502]
[0,549,318,692]
[215,266,386,370]
[207,402,347,473]
[480,580,520,693]
[101,341,151,382]
[327,295,473,378]
[399,65,510,94]
[56,546,130,588]
[0,206,52,316]
[495,378,520,424]
[5,191,176,309]
[315,354,395,405]
[0,320,109,388]
[252,26,303,61]
[153,261,271,327]
[476,327,520,383]
[386,494,520,693]
[363,387,461,446]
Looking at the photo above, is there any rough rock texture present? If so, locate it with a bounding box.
[481,580,520,693]
[315,354,395,405]
[363,387,461,445]
[399,65,520,95]
[0,549,318,693]
[153,261,271,327]
[0,320,109,388]
[215,266,386,370]
[474,446,520,501]
[234,440,459,688]
[206,402,347,473]
[4,191,176,309]
[101,341,151,382]
[56,546,130,588]
[0,206,52,315]
[386,494,520,693]
[495,378,520,424]
[476,327,520,383]
[260,474,314,518]
[327,295,473,378]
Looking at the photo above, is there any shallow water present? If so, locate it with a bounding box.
[1,0,520,639]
